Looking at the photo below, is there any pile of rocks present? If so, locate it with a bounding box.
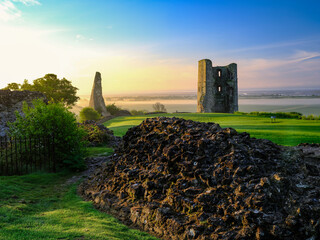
[79,117,320,240]
[79,120,121,147]
[0,90,47,136]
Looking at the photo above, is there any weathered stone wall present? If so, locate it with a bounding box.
[0,90,47,136]
[197,59,238,113]
[89,72,110,117]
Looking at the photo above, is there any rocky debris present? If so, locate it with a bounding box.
[79,117,320,240]
[89,72,110,117]
[0,90,47,136]
[79,120,121,147]
[115,109,131,116]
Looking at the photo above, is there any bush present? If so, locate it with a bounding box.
[235,111,302,119]
[106,103,122,115]
[152,102,167,112]
[79,107,101,122]
[302,114,319,120]
[79,121,115,146]
[8,100,87,170]
[130,109,149,115]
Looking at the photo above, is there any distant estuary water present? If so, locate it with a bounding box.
[112,98,320,115]
[73,98,320,116]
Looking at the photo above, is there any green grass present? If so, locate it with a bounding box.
[0,147,158,240]
[104,113,320,146]
[85,146,114,157]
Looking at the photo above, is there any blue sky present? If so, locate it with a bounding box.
[0,0,319,94]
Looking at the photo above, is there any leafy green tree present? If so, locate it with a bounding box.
[152,102,167,112]
[2,74,79,107]
[106,103,122,115]
[79,107,101,122]
[2,82,20,90]
[8,100,87,170]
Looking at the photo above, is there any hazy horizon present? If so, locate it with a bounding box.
[0,0,319,95]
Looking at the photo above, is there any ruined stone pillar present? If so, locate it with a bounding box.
[89,72,110,116]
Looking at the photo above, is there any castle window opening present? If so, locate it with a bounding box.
[218,86,222,92]
[218,70,221,77]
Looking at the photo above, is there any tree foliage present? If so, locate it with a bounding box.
[79,107,101,122]
[2,74,79,107]
[152,102,167,112]
[8,100,86,170]
[130,109,149,115]
[106,103,122,115]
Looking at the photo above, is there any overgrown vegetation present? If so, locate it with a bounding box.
[2,74,79,107]
[106,103,122,115]
[235,111,303,119]
[79,107,101,122]
[130,109,149,115]
[80,121,114,146]
[0,146,158,240]
[8,100,87,170]
[235,111,320,120]
[301,114,320,120]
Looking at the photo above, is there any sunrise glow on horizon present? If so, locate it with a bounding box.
[0,0,319,95]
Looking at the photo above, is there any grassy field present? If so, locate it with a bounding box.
[104,113,320,146]
[0,147,158,240]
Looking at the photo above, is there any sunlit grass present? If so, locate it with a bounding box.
[0,147,158,240]
[104,113,320,146]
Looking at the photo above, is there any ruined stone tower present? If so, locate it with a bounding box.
[89,72,110,116]
[197,59,238,113]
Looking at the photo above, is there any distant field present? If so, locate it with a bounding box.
[104,113,320,146]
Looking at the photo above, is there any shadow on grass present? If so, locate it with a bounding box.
[0,173,158,240]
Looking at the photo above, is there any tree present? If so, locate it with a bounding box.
[2,82,20,90]
[106,103,122,115]
[8,100,87,170]
[152,102,167,112]
[79,107,101,122]
[2,74,79,107]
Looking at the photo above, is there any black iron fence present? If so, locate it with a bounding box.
[0,135,56,176]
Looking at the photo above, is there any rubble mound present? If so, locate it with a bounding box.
[79,117,320,240]
[79,120,121,147]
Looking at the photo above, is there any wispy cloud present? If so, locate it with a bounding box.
[0,0,21,21]
[0,0,40,21]
[13,0,40,6]
[238,50,320,88]
[228,38,320,53]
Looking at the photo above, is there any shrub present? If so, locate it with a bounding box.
[235,111,302,119]
[106,103,122,115]
[303,114,319,120]
[152,102,167,112]
[130,109,149,115]
[8,100,87,170]
[79,121,115,146]
[79,107,101,122]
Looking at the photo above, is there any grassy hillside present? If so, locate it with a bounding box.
[0,148,158,240]
[104,113,320,146]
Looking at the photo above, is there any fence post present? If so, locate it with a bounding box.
[0,137,2,175]
[5,136,8,175]
[19,137,22,175]
[52,134,56,172]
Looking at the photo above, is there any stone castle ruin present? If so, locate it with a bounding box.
[89,72,110,116]
[197,59,238,113]
[0,90,47,136]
